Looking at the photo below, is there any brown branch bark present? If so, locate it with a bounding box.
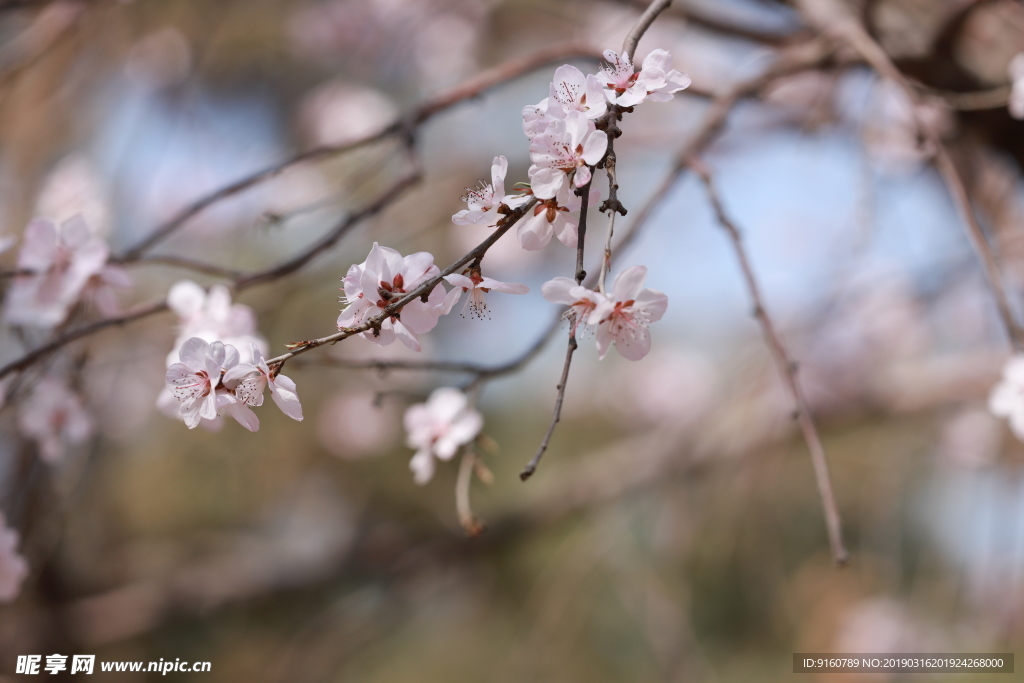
[692,162,850,566]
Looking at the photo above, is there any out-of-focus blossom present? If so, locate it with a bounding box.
[4,215,109,328]
[404,387,482,485]
[834,598,946,653]
[287,0,486,90]
[298,80,398,147]
[862,81,951,172]
[1010,53,1024,120]
[938,408,1002,469]
[125,27,192,90]
[601,348,716,427]
[589,266,668,361]
[223,343,304,422]
[443,269,528,319]
[989,355,1024,440]
[166,281,266,365]
[597,49,690,106]
[541,277,604,336]
[452,156,528,227]
[36,156,111,237]
[337,243,457,352]
[82,265,133,317]
[317,392,397,459]
[0,513,28,603]
[17,375,94,463]
[528,116,608,198]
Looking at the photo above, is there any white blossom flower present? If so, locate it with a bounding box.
[4,215,109,328]
[165,337,257,430]
[597,48,690,106]
[516,184,596,250]
[443,268,529,319]
[1010,53,1024,120]
[17,376,94,463]
[452,156,528,227]
[337,243,458,352]
[223,343,304,422]
[541,277,605,336]
[0,513,28,603]
[548,64,607,120]
[989,355,1024,439]
[588,265,668,361]
[528,115,608,199]
[522,97,563,139]
[404,387,483,485]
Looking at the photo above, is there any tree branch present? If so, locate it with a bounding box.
[622,0,674,62]
[692,161,849,565]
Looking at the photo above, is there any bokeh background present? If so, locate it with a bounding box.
[1,0,1024,680]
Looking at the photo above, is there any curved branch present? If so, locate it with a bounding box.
[622,0,674,62]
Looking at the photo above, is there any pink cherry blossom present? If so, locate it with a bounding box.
[541,277,605,336]
[404,387,483,485]
[4,215,109,328]
[516,184,598,250]
[528,115,608,199]
[452,156,528,227]
[548,64,607,120]
[84,264,133,317]
[1010,53,1024,120]
[443,268,529,319]
[989,355,1024,439]
[17,375,94,464]
[0,513,28,603]
[597,49,690,106]
[223,343,304,422]
[165,337,251,429]
[522,97,563,139]
[633,49,691,103]
[337,243,457,352]
[588,265,668,361]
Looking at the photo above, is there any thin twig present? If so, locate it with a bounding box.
[520,334,578,482]
[520,181,592,481]
[125,255,243,279]
[301,311,561,383]
[0,301,169,380]
[456,449,485,537]
[693,162,849,565]
[235,170,421,290]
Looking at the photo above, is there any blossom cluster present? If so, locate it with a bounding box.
[156,281,302,432]
[327,49,687,480]
[3,215,128,329]
[165,337,302,431]
[1,215,114,465]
